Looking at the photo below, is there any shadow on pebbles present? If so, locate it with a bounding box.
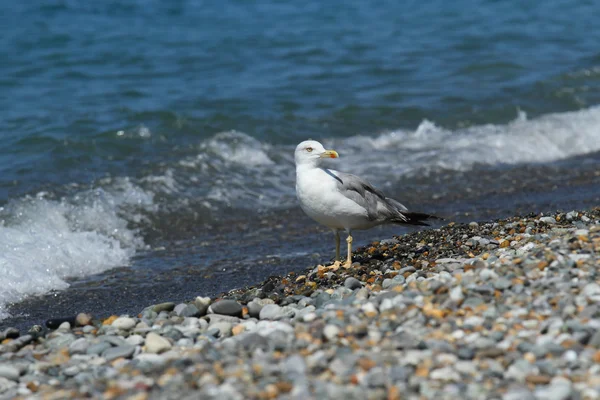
[1,209,600,399]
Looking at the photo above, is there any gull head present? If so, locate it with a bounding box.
[294,140,339,167]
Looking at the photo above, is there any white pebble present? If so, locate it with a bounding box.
[323,324,340,341]
[112,317,137,330]
[144,332,172,354]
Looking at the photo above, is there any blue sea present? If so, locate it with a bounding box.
[2,0,600,327]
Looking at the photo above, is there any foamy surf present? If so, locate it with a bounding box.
[0,178,152,320]
[148,105,600,212]
[329,105,600,182]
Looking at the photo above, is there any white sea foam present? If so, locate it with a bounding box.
[331,105,600,182]
[0,178,152,320]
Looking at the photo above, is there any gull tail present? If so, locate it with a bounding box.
[396,211,442,226]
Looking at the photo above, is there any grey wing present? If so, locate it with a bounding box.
[332,170,408,222]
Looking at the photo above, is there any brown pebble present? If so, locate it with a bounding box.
[388,385,401,400]
[477,348,504,358]
[358,358,376,371]
[525,375,552,385]
[264,384,279,399]
[232,324,245,336]
[103,315,119,325]
[415,366,429,377]
[275,381,293,393]
[26,381,39,392]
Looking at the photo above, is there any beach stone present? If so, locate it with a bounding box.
[209,322,233,337]
[314,292,332,308]
[57,321,72,331]
[102,345,136,361]
[539,217,557,224]
[494,278,512,290]
[536,377,572,400]
[344,277,362,290]
[457,347,476,360]
[323,324,340,341]
[3,328,19,340]
[247,301,263,318]
[589,330,600,348]
[238,333,270,352]
[194,297,211,316]
[178,304,201,318]
[392,333,424,350]
[112,317,136,330]
[152,302,175,313]
[126,334,145,346]
[462,297,484,309]
[209,300,243,317]
[135,353,167,373]
[63,366,80,377]
[450,286,464,302]
[145,332,172,354]
[259,304,284,320]
[366,367,386,388]
[69,338,91,355]
[75,313,92,326]
[430,366,460,382]
[99,335,128,347]
[503,386,535,400]
[45,333,76,350]
[0,365,20,381]
[505,360,534,382]
[173,303,187,315]
[86,341,112,356]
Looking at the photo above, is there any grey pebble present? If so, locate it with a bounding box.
[247,301,263,318]
[208,322,232,337]
[99,335,128,347]
[86,341,112,356]
[259,304,283,320]
[589,330,600,348]
[344,277,362,290]
[493,277,512,290]
[208,299,243,317]
[69,338,91,355]
[457,347,475,360]
[102,345,136,361]
[45,333,76,350]
[539,216,557,224]
[0,365,20,381]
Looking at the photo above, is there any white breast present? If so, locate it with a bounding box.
[295,167,375,230]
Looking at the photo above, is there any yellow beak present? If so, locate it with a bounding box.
[320,150,339,159]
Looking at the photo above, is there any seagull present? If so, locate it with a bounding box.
[295,139,439,267]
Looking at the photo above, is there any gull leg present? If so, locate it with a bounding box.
[344,233,353,268]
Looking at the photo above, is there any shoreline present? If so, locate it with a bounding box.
[0,208,599,399]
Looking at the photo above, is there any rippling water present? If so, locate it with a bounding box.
[1,0,600,326]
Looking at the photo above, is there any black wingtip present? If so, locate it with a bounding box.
[399,211,443,226]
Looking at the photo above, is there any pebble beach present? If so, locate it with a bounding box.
[1,208,599,400]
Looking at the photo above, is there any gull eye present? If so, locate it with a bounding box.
[306,147,313,152]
